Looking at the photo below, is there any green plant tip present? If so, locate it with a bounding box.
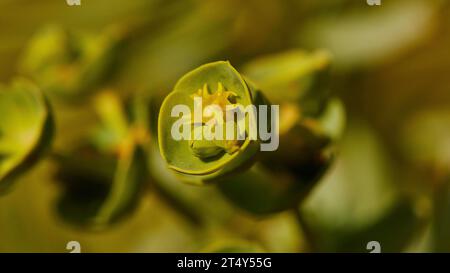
[158,61,262,184]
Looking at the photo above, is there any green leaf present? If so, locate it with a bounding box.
[55,142,148,230]
[243,49,332,116]
[302,198,423,252]
[90,91,130,153]
[218,98,344,214]
[300,122,423,252]
[55,92,150,229]
[218,163,318,215]
[0,79,53,193]
[19,25,125,100]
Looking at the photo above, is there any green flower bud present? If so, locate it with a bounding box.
[158,61,265,184]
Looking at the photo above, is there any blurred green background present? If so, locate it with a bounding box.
[0,0,449,252]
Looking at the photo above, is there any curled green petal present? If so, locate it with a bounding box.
[0,79,53,193]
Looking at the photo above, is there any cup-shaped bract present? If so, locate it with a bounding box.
[0,79,53,193]
[158,61,264,184]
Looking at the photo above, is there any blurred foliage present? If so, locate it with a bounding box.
[19,25,126,100]
[0,79,53,193]
[0,0,449,253]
